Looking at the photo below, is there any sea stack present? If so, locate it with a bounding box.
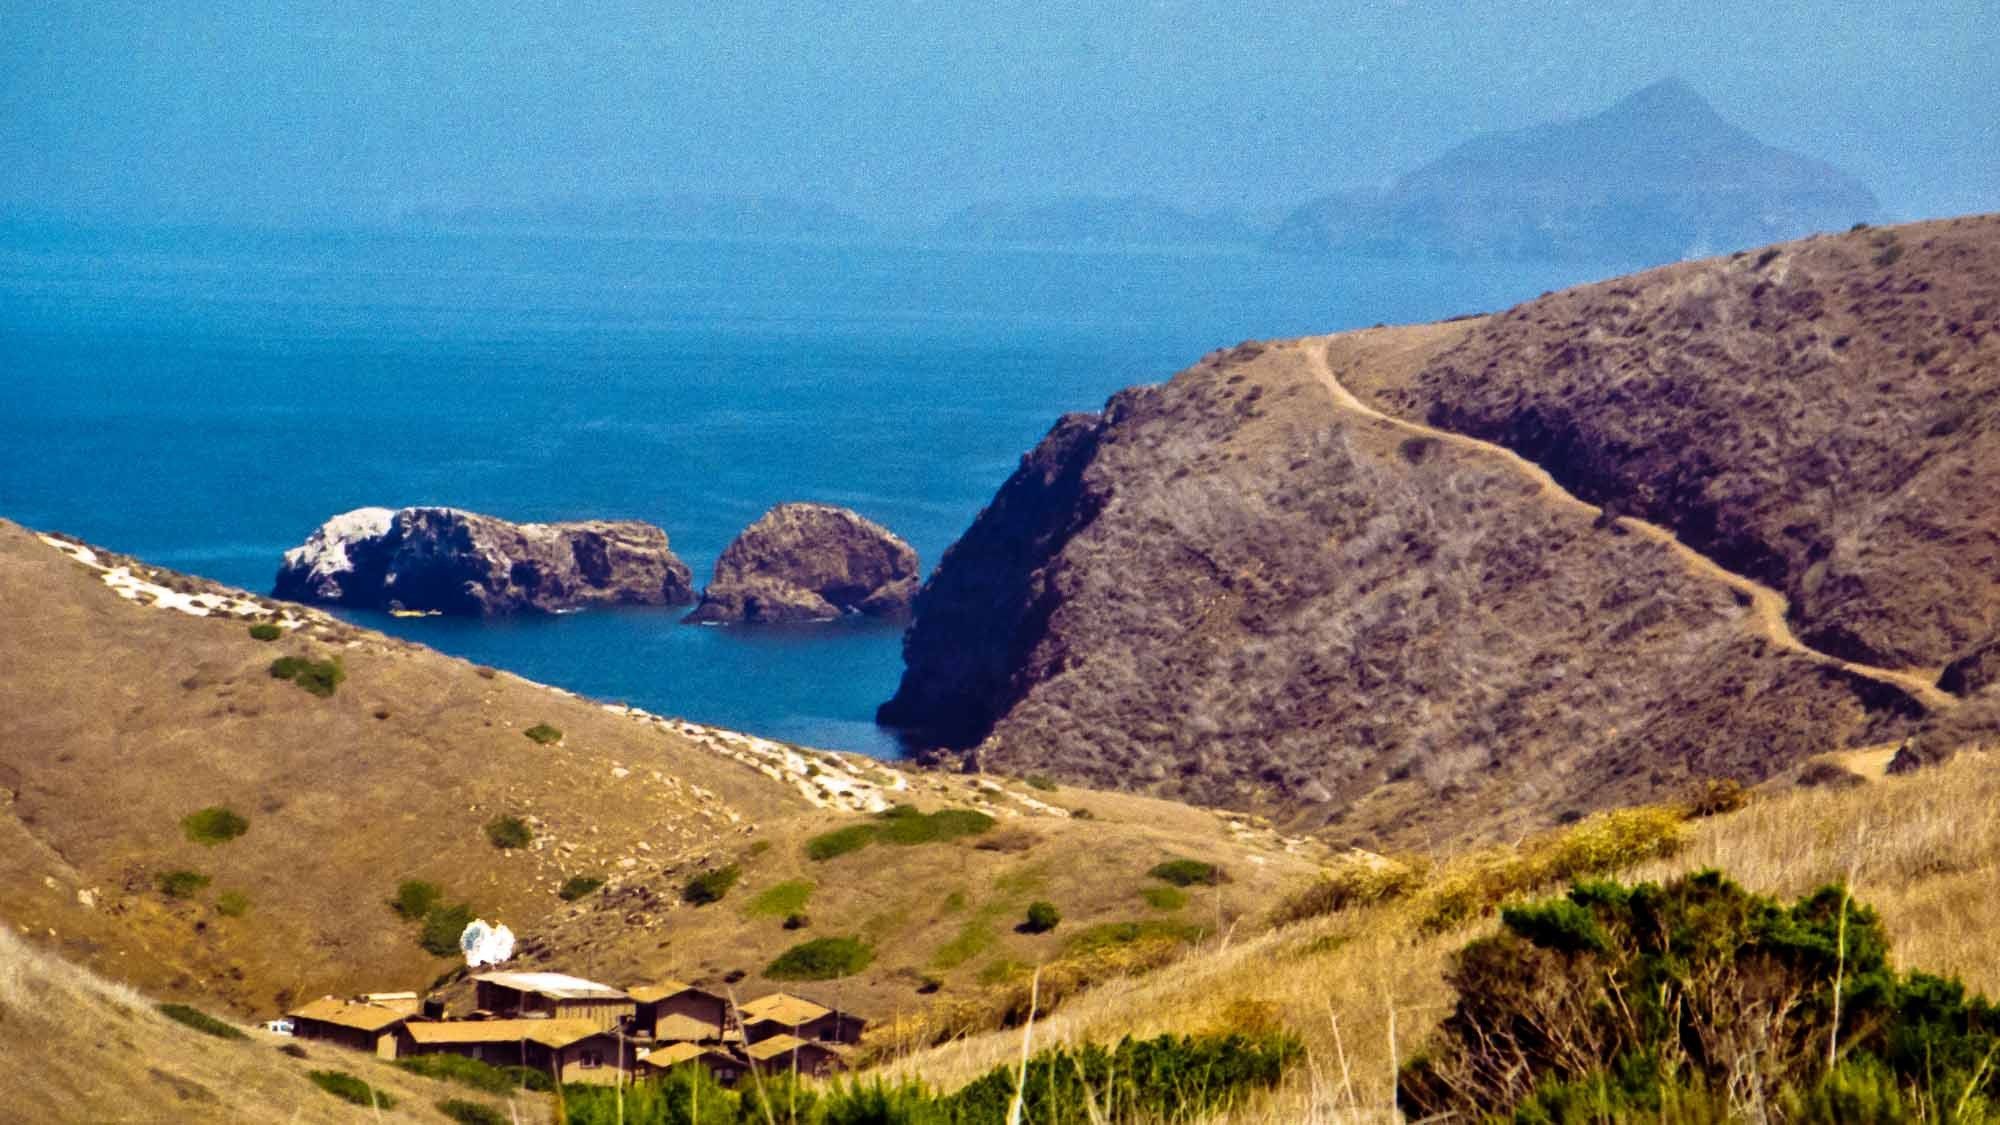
[685,503,919,624]
[275,506,695,615]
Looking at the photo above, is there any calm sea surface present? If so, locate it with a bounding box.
[0,223,1619,754]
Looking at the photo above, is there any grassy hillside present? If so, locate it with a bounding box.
[0,924,544,1123]
[0,518,1323,1033]
[870,751,2000,1120]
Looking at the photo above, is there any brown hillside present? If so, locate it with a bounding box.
[0,518,1320,1032]
[1369,213,2000,672]
[882,217,2000,842]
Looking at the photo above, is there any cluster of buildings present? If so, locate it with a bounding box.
[286,971,865,1087]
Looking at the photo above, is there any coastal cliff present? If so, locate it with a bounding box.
[275,506,694,615]
[883,216,2000,843]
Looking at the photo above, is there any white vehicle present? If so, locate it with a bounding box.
[263,1018,295,1036]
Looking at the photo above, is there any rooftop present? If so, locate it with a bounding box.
[639,1042,735,1069]
[744,1033,844,1062]
[472,971,628,1001]
[287,997,408,1033]
[738,993,831,1026]
[405,1018,608,1049]
[627,980,719,1005]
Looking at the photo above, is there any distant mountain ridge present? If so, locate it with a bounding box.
[1273,77,1880,263]
[403,193,881,242]
[935,196,1260,249]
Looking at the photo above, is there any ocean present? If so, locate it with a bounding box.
[0,222,1617,755]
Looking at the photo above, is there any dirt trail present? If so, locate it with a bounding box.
[1294,336,1956,713]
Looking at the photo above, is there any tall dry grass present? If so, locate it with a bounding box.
[871,753,2000,1122]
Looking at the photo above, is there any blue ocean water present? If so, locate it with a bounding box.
[0,223,1616,754]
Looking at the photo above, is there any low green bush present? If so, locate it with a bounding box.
[156,869,210,898]
[437,1100,509,1125]
[392,879,444,920]
[765,935,874,980]
[523,722,563,745]
[1141,885,1187,911]
[876,805,996,845]
[1400,870,2000,1120]
[158,1002,246,1040]
[269,654,344,697]
[681,864,741,905]
[558,874,605,902]
[1026,774,1059,791]
[484,815,532,849]
[247,622,283,641]
[215,890,250,917]
[308,1070,395,1109]
[181,805,249,845]
[746,878,814,917]
[806,824,877,861]
[563,1030,1299,1124]
[419,901,476,957]
[1022,900,1061,933]
[1066,919,1205,956]
[397,1053,524,1094]
[1148,858,1224,887]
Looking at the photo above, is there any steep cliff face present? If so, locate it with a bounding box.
[884,217,2000,844]
[685,503,920,624]
[275,506,694,615]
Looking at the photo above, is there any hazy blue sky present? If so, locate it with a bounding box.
[4,1,1995,227]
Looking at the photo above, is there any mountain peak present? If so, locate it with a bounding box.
[1602,76,1725,126]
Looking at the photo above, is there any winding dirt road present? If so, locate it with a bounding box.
[1295,336,1956,713]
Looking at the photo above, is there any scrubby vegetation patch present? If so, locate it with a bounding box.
[522,722,563,745]
[483,815,532,849]
[746,878,814,917]
[765,935,874,980]
[269,654,344,696]
[158,1002,247,1040]
[558,874,605,902]
[681,864,741,905]
[308,1070,396,1109]
[181,805,248,845]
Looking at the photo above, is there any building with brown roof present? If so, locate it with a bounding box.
[743,1033,847,1078]
[395,1018,630,1085]
[737,992,865,1046]
[627,980,731,1043]
[637,1041,749,1086]
[287,997,408,1057]
[471,971,635,1031]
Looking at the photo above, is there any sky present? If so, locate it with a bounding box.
[3,1,1996,228]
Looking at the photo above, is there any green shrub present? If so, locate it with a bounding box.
[308,1070,395,1109]
[158,1002,246,1040]
[1148,858,1224,887]
[1399,870,2000,1120]
[1682,777,1751,818]
[681,864,741,905]
[1269,858,1420,925]
[215,890,250,917]
[944,1032,1301,1124]
[181,805,249,845]
[269,654,344,697]
[484,815,532,849]
[437,1100,509,1125]
[247,622,283,641]
[523,723,563,745]
[558,874,605,902]
[746,878,814,917]
[765,936,874,980]
[156,869,210,898]
[419,902,476,957]
[806,824,877,861]
[392,879,444,920]
[1066,919,1206,956]
[875,805,996,845]
[1023,900,1061,933]
[397,1053,524,1094]
[1026,775,1059,791]
[1141,886,1187,911]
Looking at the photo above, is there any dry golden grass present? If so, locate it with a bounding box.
[868,753,2000,1122]
[0,923,548,1123]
